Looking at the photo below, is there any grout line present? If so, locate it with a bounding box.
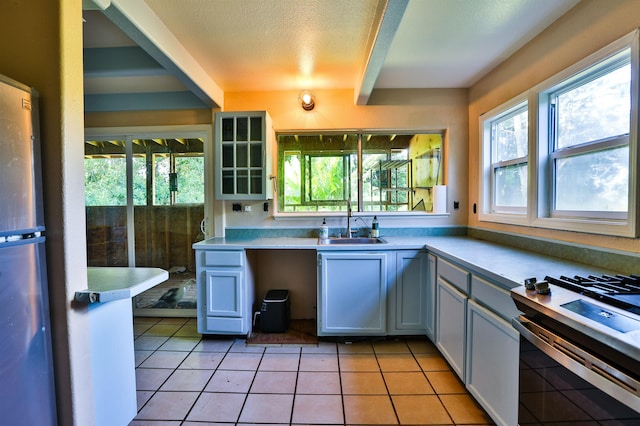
[132,317,493,425]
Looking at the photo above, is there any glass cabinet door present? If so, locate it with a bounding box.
[215,111,272,200]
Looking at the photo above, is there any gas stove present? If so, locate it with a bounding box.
[543,273,640,314]
[512,272,640,361]
[511,272,640,416]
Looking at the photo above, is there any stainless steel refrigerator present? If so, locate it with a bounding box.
[0,74,57,425]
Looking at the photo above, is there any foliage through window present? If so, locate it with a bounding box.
[483,101,528,214]
[543,49,631,217]
[479,30,638,236]
[84,138,204,206]
[278,132,443,213]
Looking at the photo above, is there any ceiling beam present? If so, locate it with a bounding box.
[84,0,223,108]
[354,0,408,105]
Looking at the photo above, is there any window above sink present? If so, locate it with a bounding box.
[276,131,444,215]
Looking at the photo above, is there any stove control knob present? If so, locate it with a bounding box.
[535,281,550,295]
[524,277,537,290]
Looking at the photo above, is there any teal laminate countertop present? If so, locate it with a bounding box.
[423,236,617,290]
[193,236,431,250]
[194,235,621,290]
[75,267,169,304]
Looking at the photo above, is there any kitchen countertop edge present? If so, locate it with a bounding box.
[75,267,169,304]
[194,235,617,292]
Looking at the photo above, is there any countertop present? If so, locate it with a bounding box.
[194,235,615,290]
[75,267,169,304]
[423,236,615,290]
[193,236,433,250]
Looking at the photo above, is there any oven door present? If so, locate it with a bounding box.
[513,316,640,424]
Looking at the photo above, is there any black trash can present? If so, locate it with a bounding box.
[260,289,290,333]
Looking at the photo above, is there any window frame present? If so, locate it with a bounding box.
[533,30,639,237]
[479,30,639,237]
[479,95,530,226]
[275,130,443,216]
[85,125,215,251]
[152,152,205,206]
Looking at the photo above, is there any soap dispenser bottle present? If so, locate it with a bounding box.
[371,216,379,238]
[320,218,329,239]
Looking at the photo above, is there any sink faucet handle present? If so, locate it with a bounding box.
[346,198,352,237]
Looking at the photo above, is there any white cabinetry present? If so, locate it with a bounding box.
[196,250,253,335]
[466,275,519,426]
[318,251,387,336]
[214,111,273,200]
[388,250,428,335]
[466,299,519,426]
[435,258,469,379]
[425,253,437,340]
[432,255,519,426]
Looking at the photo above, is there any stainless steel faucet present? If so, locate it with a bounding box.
[346,198,352,238]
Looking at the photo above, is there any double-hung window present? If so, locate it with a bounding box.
[536,32,638,236]
[543,50,630,217]
[479,98,529,223]
[480,30,638,237]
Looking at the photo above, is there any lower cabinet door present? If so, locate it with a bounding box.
[205,269,243,317]
[199,268,248,334]
[466,299,519,426]
[435,278,467,380]
[393,250,428,333]
[318,252,387,335]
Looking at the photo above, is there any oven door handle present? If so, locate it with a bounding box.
[513,315,640,411]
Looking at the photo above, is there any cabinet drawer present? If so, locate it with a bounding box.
[438,258,470,294]
[205,316,245,333]
[471,276,520,321]
[203,250,244,267]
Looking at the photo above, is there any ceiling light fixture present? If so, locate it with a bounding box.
[298,90,316,111]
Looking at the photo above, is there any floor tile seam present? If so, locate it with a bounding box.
[217,341,264,369]
[182,385,231,424]
[155,346,201,353]
[227,346,266,421]
[191,372,252,423]
[134,370,175,419]
[166,336,202,370]
[409,349,457,391]
[335,353,348,425]
[134,349,155,367]
[135,333,206,416]
[378,367,402,425]
[434,392,463,425]
[134,334,461,423]
[287,348,303,425]
[137,389,203,423]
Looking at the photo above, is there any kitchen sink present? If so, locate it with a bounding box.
[318,237,387,245]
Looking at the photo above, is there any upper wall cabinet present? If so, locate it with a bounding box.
[214,111,273,200]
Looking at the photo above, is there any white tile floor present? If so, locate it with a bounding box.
[130,317,495,425]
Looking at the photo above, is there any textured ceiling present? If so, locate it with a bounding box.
[145,0,380,91]
[377,0,580,88]
[82,0,581,111]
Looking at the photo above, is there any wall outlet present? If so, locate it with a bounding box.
[453,201,460,210]
[244,205,252,212]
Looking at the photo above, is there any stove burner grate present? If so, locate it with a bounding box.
[545,274,640,314]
